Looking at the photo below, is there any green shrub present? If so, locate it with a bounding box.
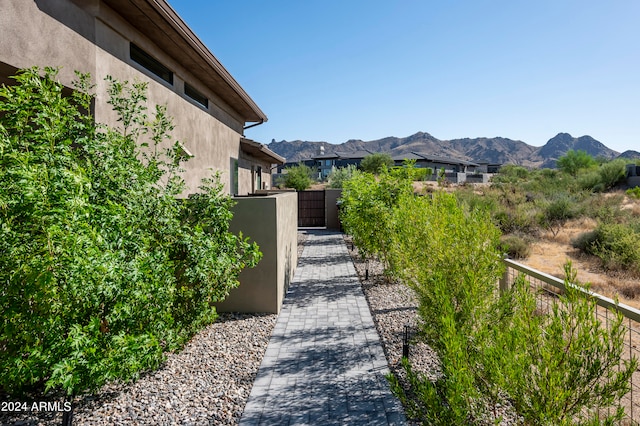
[390,159,432,181]
[598,159,628,190]
[492,265,635,425]
[557,149,597,176]
[575,223,640,274]
[493,204,541,234]
[388,192,504,423]
[626,186,640,199]
[578,170,604,192]
[282,162,315,190]
[538,193,581,236]
[360,152,394,174]
[581,193,626,223]
[491,164,530,183]
[0,68,261,396]
[340,169,412,274]
[327,164,356,188]
[341,172,635,422]
[499,234,531,259]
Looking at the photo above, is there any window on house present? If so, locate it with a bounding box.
[230,158,239,195]
[184,83,208,108]
[130,43,173,85]
[256,166,262,190]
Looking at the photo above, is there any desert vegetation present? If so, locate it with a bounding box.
[339,163,637,424]
[0,68,261,397]
[454,155,640,303]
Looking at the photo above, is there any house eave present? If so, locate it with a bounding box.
[102,0,268,123]
[241,138,285,165]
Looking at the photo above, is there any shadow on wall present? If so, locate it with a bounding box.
[34,0,96,41]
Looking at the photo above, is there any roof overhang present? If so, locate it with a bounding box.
[412,152,480,167]
[241,138,285,165]
[102,0,268,123]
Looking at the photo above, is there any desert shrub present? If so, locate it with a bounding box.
[627,187,640,199]
[391,160,432,181]
[523,168,572,195]
[598,159,628,190]
[386,192,635,424]
[493,203,541,235]
[571,230,598,252]
[340,169,412,273]
[388,192,504,423]
[537,193,582,237]
[557,149,597,176]
[578,170,605,192]
[576,223,640,274]
[281,162,315,190]
[455,187,498,213]
[360,152,394,174]
[413,166,431,181]
[499,234,531,259]
[581,193,626,223]
[491,164,530,183]
[0,68,260,396]
[327,164,356,188]
[491,264,635,425]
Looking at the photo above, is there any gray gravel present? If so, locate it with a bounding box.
[0,312,277,426]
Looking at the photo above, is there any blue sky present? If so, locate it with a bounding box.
[170,1,639,153]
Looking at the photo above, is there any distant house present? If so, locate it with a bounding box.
[627,164,640,188]
[392,152,480,173]
[0,0,284,195]
[476,162,503,174]
[277,149,487,183]
[277,149,376,180]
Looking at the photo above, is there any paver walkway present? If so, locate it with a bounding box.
[240,230,407,426]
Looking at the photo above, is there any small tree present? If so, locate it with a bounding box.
[557,149,597,176]
[360,153,394,174]
[283,162,314,190]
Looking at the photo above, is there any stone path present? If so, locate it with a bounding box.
[240,231,407,425]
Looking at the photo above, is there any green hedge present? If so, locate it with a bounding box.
[341,167,636,424]
[0,68,261,395]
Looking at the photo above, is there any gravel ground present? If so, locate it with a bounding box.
[0,313,277,426]
[0,233,308,426]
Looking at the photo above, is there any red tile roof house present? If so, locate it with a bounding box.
[1,0,296,314]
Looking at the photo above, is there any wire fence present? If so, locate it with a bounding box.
[501,258,640,424]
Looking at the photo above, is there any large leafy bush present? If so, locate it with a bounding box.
[0,68,261,395]
[280,162,314,190]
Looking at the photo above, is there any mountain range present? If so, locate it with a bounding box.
[267,132,634,168]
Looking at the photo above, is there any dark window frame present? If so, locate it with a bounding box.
[130,43,173,85]
[184,82,209,108]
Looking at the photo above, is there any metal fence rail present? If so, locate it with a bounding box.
[501,258,640,424]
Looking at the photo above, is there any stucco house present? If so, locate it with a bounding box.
[0,0,284,195]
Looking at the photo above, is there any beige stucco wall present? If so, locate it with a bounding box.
[0,0,97,83]
[91,6,246,195]
[215,192,298,314]
[1,0,271,195]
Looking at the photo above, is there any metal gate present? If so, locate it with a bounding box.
[298,190,325,227]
